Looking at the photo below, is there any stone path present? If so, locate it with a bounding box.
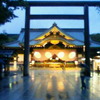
[0,69,100,100]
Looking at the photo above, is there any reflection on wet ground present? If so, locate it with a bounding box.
[0,69,100,100]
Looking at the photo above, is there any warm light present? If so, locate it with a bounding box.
[97,51,100,54]
[32,60,35,64]
[81,58,85,61]
[56,57,59,60]
[97,56,100,58]
[83,45,85,52]
[47,82,52,90]
[34,52,41,58]
[90,58,93,61]
[50,40,59,44]
[57,52,64,58]
[43,43,47,47]
[50,58,52,60]
[75,61,78,65]
[81,58,93,61]
[95,59,100,63]
[14,57,16,61]
[18,54,24,62]
[13,57,17,70]
[69,52,76,59]
[58,81,64,92]
[45,52,52,58]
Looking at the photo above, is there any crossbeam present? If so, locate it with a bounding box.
[9,1,100,6]
[30,15,84,20]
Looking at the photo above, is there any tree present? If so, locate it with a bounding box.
[7,34,19,42]
[0,34,9,47]
[0,0,26,25]
[90,33,100,42]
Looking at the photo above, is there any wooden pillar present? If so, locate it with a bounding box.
[84,5,91,76]
[23,6,30,76]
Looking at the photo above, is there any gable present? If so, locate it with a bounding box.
[35,26,74,40]
[32,35,76,48]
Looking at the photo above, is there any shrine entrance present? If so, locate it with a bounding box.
[9,1,100,76]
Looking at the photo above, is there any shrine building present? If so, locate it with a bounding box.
[4,23,100,69]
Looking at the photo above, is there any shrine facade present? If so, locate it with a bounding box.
[4,23,100,68]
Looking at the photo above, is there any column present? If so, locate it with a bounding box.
[84,5,91,76]
[23,6,30,76]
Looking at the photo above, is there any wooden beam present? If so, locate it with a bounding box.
[23,6,30,76]
[84,5,91,76]
[9,1,100,6]
[29,15,84,20]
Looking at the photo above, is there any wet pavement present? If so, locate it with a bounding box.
[0,69,100,100]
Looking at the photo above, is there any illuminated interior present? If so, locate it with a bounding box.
[33,49,76,61]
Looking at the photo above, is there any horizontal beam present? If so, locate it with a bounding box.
[9,1,100,7]
[29,15,84,20]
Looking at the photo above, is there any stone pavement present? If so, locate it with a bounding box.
[0,69,100,100]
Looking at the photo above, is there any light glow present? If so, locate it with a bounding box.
[56,57,59,60]
[69,52,76,59]
[34,52,41,58]
[94,59,100,63]
[57,52,64,58]
[58,81,64,92]
[45,52,52,58]
[51,40,59,44]
[50,58,52,60]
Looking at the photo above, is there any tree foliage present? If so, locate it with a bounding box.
[7,34,19,42]
[90,33,100,42]
[0,0,26,25]
[0,34,9,47]
[0,33,19,47]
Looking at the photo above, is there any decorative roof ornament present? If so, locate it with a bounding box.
[53,22,57,27]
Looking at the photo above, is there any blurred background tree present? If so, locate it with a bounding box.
[90,33,100,42]
[0,0,26,25]
[0,34,9,47]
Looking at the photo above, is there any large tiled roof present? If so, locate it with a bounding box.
[90,40,100,47]
[4,24,100,48]
[5,41,20,48]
